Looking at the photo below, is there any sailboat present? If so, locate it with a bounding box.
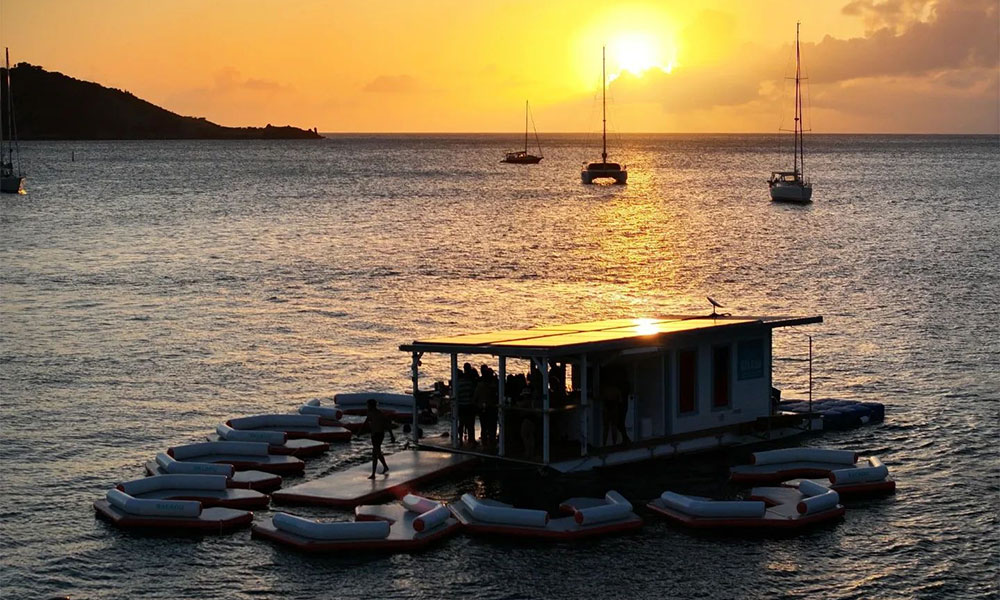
[1,48,25,194]
[581,46,626,185]
[768,23,811,203]
[502,100,543,164]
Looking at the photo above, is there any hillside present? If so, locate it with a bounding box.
[0,63,322,140]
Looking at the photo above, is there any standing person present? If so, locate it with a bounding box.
[455,363,478,445]
[600,378,630,446]
[475,365,499,449]
[361,398,396,479]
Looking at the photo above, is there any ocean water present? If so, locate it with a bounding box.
[1,134,998,600]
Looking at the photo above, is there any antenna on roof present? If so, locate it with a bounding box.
[707,296,729,318]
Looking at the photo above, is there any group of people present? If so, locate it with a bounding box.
[454,363,500,448]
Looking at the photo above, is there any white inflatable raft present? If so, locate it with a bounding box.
[226,414,351,443]
[115,474,269,510]
[333,392,414,421]
[252,493,460,553]
[145,453,282,492]
[449,491,641,540]
[730,448,890,489]
[166,441,305,475]
[208,424,330,458]
[94,489,253,532]
[648,481,844,530]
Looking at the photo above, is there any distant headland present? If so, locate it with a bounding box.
[0,63,322,140]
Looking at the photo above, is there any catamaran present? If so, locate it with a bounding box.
[768,23,811,203]
[502,100,543,164]
[581,46,627,185]
[1,48,25,194]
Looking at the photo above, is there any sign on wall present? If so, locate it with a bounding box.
[737,339,764,380]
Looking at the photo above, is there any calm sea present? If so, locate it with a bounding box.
[1,134,998,600]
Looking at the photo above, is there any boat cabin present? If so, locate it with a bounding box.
[400,314,821,473]
[769,171,806,184]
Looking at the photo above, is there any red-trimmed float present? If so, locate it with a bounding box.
[333,393,414,422]
[94,489,253,532]
[298,399,366,432]
[648,481,845,530]
[730,448,883,484]
[207,424,330,458]
[115,474,269,509]
[780,455,895,497]
[252,494,461,553]
[166,441,305,475]
[449,490,641,540]
[226,414,351,443]
[145,452,282,492]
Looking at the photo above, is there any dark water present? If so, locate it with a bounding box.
[1,134,997,599]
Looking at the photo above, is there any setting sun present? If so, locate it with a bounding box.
[608,33,673,77]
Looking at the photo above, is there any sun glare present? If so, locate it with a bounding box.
[611,34,661,76]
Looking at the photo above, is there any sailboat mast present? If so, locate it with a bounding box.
[524,100,529,153]
[794,23,802,177]
[3,48,10,165]
[602,46,607,162]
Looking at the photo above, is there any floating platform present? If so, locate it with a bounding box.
[271,450,477,507]
[252,495,460,553]
[779,398,884,430]
[166,441,305,475]
[208,426,330,458]
[94,490,253,533]
[449,491,642,540]
[117,474,269,510]
[226,414,351,443]
[333,392,414,422]
[145,458,282,492]
[730,448,889,484]
[647,483,844,530]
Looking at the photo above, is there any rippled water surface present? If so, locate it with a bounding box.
[1,134,998,599]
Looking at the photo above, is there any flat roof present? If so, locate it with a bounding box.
[400,314,821,357]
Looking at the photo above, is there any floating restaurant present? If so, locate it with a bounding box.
[401,313,823,473]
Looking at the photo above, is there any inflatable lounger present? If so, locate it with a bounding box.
[145,453,282,492]
[115,474,269,510]
[449,491,641,540]
[94,489,253,532]
[775,455,895,497]
[208,424,330,458]
[298,399,366,432]
[648,481,844,530]
[226,414,351,443]
[253,493,460,553]
[730,448,882,484]
[166,441,305,475]
[333,393,415,421]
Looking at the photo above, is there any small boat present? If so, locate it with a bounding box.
[166,441,305,475]
[225,413,351,443]
[145,452,282,492]
[115,474,269,510]
[581,47,627,185]
[448,490,641,540]
[94,489,253,532]
[252,494,461,553]
[208,424,330,458]
[647,481,843,530]
[769,23,812,203]
[501,100,543,164]
[1,48,26,194]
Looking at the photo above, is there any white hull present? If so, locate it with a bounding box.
[581,169,627,185]
[770,183,812,203]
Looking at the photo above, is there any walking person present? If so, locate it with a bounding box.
[361,398,396,479]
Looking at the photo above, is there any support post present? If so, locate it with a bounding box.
[410,352,422,443]
[450,353,459,448]
[498,356,506,457]
[542,357,550,464]
[808,335,813,430]
[580,354,589,456]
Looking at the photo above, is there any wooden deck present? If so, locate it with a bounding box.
[271,450,477,508]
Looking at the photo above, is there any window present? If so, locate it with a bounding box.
[678,349,697,414]
[712,345,731,409]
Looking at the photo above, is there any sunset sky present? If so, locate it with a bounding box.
[2,0,997,133]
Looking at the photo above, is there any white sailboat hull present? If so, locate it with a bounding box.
[769,182,812,203]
